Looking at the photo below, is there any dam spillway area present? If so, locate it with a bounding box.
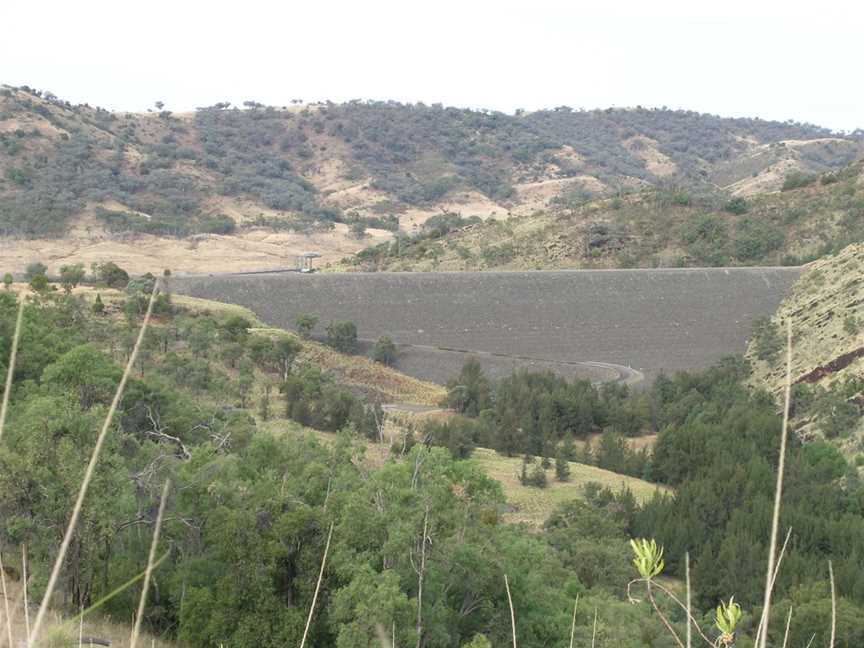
[174,267,804,385]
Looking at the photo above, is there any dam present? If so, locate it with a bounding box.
[175,267,803,385]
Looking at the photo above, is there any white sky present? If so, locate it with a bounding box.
[2,0,862,131]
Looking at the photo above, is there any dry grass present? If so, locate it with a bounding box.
[263,420,667,527]
[292,334,445,406]
[0,580,174,648]
[469,448,667,527]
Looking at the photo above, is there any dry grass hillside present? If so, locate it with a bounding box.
[343,161,864,272]
[2,84,862,274]
[747,242,864,446]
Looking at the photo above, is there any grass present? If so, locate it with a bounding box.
[264,417,668,528]
[1,578,174,648]
[470,448,669,527]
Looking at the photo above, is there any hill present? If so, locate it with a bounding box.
[2,84,862,274]
[747,242,864,447]
[342,160,864,271]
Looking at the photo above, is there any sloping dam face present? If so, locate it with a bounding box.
[174,268,803,385]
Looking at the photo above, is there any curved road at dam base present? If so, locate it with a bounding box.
[174,267,802,386]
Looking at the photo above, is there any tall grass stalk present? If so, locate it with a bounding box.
[299,521,334,648]
[781,606,792,648]
[28,282,160,648]
[0,296,25,445]
[754,527,793,646]
[829,561,836,648]
[504,574,516,648]
[757,319,793,648]
[22,544,30,639]
[130,479,171,648]
[0,549,13,648]
[591,608,597,648]
[568,594,579,648]
[685,552,692,648]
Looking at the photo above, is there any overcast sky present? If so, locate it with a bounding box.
[3,0,862,131]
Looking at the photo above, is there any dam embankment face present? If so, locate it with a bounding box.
[174,267,803,385]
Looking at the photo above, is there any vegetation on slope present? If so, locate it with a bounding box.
[3,277,864,645]
[345,161,864,271]
[2,84,861,243]
[747,242,864,446]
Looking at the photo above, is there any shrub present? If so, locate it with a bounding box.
[554,450,571,482]
[326,320,358,354]
[733,217,784,261]
[295,313,318,339]
[94,261,130,289]
[371,335,397,365]
[29,273,50,293]
[782,171,816,191]
[723,196,749,214]
[24,261,47,280]
[525,463,548,488]
[2,273,12,289]
[751,316,783,362]
[59,263,86,293]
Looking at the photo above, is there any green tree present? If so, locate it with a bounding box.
[445,358,491,416]
[2,273,12,290]
[42,344,121,409]
[24,261,47,281]
[59,263,86,294]
[295,313,318,339]
[94,261,129,289]
[326,320,358,353]
[29,273,50,293]
[371,335,397,366]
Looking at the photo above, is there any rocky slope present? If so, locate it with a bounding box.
[747,242,864,445]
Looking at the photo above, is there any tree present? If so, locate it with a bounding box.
[29,273,50,293]
[371,336,397,366]
[295,313,318,339]
[59,263,86,294]
[2,273,12,290]
[94,261,129,289]
[445,358,491,416]
[554,449,571,482]
[351,221,367,238]
[41,344,121,409]
[92,294,105,314]
[24,261,47,281]
[326,320,358,354]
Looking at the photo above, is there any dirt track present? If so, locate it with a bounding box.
[174,267,802,385]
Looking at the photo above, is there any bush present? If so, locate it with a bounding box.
[782,171,816,191]
[371,335,397,365]
[29,273,50,293]
[554,450,571,482]
[59,263,86,293]
[751,316,783,362]
[723,196,749,214]
[326,320,358,353]
[525,463,548,488]
[733,217,784,261]
[94,261,130,289]
[2,273,12,289]
[24,261,47,280]
[295,313,318,339]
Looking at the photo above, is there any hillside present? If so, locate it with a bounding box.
[2,84,862,274]
[747,242,864,446]
[342,160,864,271]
